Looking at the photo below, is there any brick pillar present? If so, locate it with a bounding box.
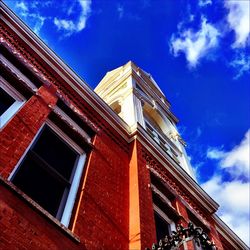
[129,141,156,250]
[0,85,58,178]
[209,218,223,250]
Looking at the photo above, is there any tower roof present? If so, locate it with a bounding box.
[95,61,167,101]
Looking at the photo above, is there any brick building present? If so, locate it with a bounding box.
[0,2,248,249]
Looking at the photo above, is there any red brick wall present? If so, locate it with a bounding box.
[209,218,224,250]
[72,133,129,249]
[0,181,85,250]
[0,86,57,178]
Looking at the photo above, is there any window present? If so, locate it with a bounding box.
[145,120,180,164]
[154,212,171,241]
[0,81,25,128]
[110,100,122,115]
[0,86,15,115]
[10,122,87,227]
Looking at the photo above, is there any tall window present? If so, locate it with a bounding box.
[10,122,87,227]
[0,82,25,128]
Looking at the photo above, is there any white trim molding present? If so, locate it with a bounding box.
[0,77,25,129]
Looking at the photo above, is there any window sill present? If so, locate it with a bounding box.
[0,176,80,243]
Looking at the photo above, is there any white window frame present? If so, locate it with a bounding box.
[9,120,87,228]
[0,77,25,129]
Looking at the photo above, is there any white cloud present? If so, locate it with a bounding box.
[202,177,250,245]
[54,0,92,36]
[230,52,250,79]
[170,17,219,67]
[203,129,250,245]
[198,0,212,7]
[225,1,250,48]
[169,0,249,78]
[207,129,250,178]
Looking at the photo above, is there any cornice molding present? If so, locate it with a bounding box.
[0,1,131,142]
[213,215,249,250]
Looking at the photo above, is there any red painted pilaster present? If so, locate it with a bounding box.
[129,141,156,250]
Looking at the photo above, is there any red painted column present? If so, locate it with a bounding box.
[0,85,58,178]
[129,141,156,249]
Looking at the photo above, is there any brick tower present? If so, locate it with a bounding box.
[0,2,248,249]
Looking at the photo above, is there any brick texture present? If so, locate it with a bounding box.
[0,86,57,178]
[72,133,129,250]
[0,181,85,250]
[209,218,224,250]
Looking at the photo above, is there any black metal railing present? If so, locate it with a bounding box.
[146,222,217,250]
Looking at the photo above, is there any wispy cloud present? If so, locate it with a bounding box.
[16,1,28,13]
[15,1,48,35]
[54,0,92,37]
[230,52,250,79]
[117,4,124,19]
[170,17,219,67]
[198,0,212,7]
[225,1,250,48]
[203,129,250,245]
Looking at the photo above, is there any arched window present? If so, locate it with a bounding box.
[110,100,122,115]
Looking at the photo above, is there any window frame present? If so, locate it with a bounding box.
[9,120,87,227]
[153,204,176,233]
[0,77,25,129]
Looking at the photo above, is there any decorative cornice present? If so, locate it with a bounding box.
[0,53,38,93]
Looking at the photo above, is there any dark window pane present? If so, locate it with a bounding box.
[11,125,81,219]
[12,154,66,217]
[32,126,78,180]
[0,87,15,116]
[154,212,170,241]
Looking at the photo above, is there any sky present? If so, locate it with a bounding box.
[4,0,250,246]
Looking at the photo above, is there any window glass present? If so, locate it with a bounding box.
[12,153,66,217]
[154,212,171,241]
[12,125,80,219]
[32,127,78,180]
[0,87,15,116]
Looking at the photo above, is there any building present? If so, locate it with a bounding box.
[0,2,248,249]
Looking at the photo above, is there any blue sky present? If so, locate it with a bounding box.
[4,0,250,245]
